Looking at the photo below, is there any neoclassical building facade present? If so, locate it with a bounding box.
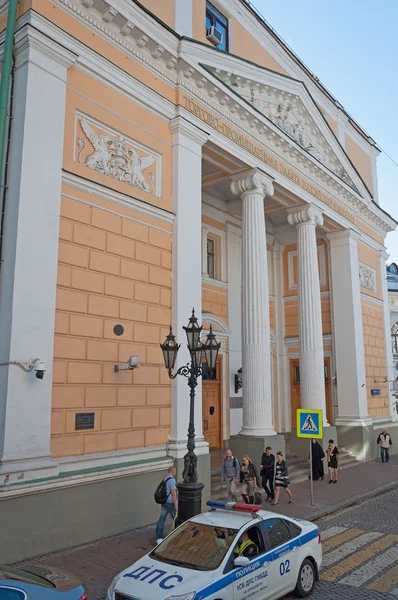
[0,0,397,559]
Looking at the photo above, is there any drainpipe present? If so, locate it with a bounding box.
[0,0,18,268]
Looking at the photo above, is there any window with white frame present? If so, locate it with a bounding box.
[391,321,398,355]
[207,237,216,279]
[206,2,229,51]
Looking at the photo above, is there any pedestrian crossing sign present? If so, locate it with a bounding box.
[297,409,323,439]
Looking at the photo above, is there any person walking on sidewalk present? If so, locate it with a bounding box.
[309,439,325,481]
[239,455,258,504]
[155,466,178,544]
[260,446,275,503]
[272,452,293,505]
[221,449,240,501]
[327,439,339,483]
[377,429,393,463]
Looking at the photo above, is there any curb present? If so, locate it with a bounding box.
[300,479,398,522]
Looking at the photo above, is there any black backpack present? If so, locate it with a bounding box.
[154,476,172,505]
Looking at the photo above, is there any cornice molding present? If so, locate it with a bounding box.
[62,171,174,227]
[169,114,209,146]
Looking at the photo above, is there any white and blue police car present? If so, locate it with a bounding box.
[106,500,322,600]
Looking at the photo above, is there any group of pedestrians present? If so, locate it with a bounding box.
[155,429,393,542]
[221,447,293,506]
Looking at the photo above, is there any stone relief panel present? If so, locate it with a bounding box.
[209,68,359,193]
[75,113,162,197]
[359,263,377,292]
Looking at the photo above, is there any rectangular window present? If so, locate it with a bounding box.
[206,2,228,51]
[207,237,216,279]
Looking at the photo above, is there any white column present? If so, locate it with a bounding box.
[273,240,289,432]
[0,27,76,479]
[226,223,242,435]
[168,117,208,453]
[326,230,371,425]
[287,206,329,426]
[230,169,276,436]
[379,250,397,421]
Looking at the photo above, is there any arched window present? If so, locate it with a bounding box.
[391,321,398,355]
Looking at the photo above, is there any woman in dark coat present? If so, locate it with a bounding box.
[309,439,325,481]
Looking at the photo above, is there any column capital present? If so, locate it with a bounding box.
[230,168,274,198]
[325,228,360,248]
[14,25,77,75]
[287,204,323,228]
[378,248,390,264]
[170,115,209,147]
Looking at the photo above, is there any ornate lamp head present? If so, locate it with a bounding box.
[203,325,221,373]
[160,326,180,372]
[183,308,202,353]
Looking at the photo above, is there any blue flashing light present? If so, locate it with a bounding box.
[206,500,229,509]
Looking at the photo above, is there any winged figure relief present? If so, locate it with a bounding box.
[128,147,156,193]
[77,118,112,174]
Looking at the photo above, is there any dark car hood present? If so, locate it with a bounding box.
[0,564,83,591]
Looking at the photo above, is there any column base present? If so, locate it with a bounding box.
[170,450,211,508]
[0,456,59,485]
[285,427,338,460]
[175,482,205,527]
[230,434,286,475]
[335,421,374,462]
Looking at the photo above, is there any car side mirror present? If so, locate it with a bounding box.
[234,556,250,567]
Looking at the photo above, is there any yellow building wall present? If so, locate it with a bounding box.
[51,192,172,458]
[192,0,208,43]
[139,0,174,27]
[345,134,373,194]
[230,19,287,75]
[361,300,389,418]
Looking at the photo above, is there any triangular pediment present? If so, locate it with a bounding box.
[204,66,362,195]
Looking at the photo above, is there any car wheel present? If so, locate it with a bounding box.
[294,558,316,597]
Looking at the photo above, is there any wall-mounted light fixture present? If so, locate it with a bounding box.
[234,367,243,394]
[0,358,46,379]
[114,356,139,373]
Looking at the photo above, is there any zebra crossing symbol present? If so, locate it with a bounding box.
[297,409,323,439]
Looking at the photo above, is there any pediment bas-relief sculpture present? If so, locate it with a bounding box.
[76,116,160,196]
[207,68,359,193]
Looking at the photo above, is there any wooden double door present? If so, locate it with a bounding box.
[202,357,222,448]
[290,357,333,427]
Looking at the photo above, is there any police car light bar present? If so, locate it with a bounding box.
[206,500,261,513]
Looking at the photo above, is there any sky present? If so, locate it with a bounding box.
[250,0,398,260]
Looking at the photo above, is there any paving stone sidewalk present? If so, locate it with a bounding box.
[16,455,398,600]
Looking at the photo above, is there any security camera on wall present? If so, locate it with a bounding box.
[114,356,140,373]
[35,361,46,379]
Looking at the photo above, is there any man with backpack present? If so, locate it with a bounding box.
[155,465,178,544]
[221,449,240,501]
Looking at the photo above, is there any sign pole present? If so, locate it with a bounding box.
[309,439,314,506]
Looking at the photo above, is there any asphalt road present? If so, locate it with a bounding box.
[15,487,398,599]
[290,487,398,599]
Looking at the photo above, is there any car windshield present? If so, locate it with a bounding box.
[151,522,238,571]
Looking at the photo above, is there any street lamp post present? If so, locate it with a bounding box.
[160,309,220,525]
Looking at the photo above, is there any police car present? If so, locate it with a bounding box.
[106,500,322,600]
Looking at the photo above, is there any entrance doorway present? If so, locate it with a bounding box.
[290,357,333,426]
[202,356,222,448]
